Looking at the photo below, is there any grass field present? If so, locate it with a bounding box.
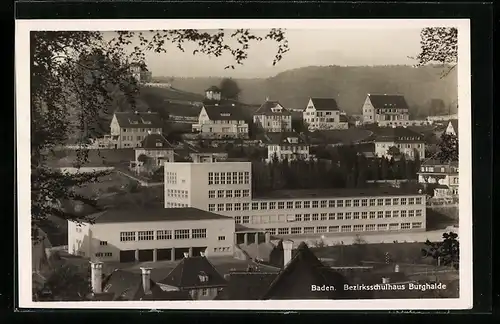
[46,149,135,167]
[426,207,458,230]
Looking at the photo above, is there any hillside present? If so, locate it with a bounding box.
[157,65,458,116]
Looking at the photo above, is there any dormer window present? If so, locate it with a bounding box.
[141,118,152,124]
[129,119,139,124]
[220,113,231,117]
[156,142,163,147]
[198,271,209,283]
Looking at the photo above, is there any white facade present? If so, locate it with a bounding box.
[163,161,427,240]
[445,121,458,136]
[192,106,248,139]
[375,141,425,160]
[67,217,235,263]
[362,95,410,124]
[378,120,432,128]
[110,114,162,149]
[134,148,174,167]
[303,98,348,131]
[266,139,310,163]
[253,102,292,132]
[418,163,459,198]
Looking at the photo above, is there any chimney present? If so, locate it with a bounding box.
[265,97,270,101]
[265,232,271,244]
[200,251,205,257]
[183,252,189,258]
[90,261,103,294]
[140,267,152,294]
[282,240,293,268]
[382,277,390,284]
[394,264,400,273]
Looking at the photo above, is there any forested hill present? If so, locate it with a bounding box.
[156,65,457,117]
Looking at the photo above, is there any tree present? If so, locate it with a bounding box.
[34,263,91,301]
[219,78,241,100]
[386,146,401,159]
[31,29,289,239]
[421,231,459,270]
[137,154,148,163]
[414,27,457,78]
[437,133,458,163]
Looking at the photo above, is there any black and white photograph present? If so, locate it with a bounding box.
[16,19,472,310]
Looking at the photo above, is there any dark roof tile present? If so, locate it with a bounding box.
[114,111,163,129]
[373,127,424,143]
[310,98,339,111]
[368,94,409,109]
[254,101,291,116]
[89,207,233,224]
[138,133,174,150]
[203,105,247,121]
[216,272,278,300]
[159,256,227,289]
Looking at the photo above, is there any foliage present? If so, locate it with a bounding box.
[31,29,288,239]
[421,231,459,269]
[414,27,458,78]
[137,154,149,163]
[34,263,91,301]
[386,146,401,158]
[437,133,458,163]
[219,78,241,100]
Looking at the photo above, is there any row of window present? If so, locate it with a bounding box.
[269,145,309,152]
[265,222,423,235]
[166,172,177,184]
[208,189,250,199]
[95,252,113,257]
[165,202,189,208]
[208,197,423,212]
[233,209,423,224]
[378,143,423,149]
[208,171,250,185]
[213,247,231,253]
[119,229,207,242]
[166,189,188,199]
[122,127,161,133]
[304,110,338,117]
[420,166,459,173]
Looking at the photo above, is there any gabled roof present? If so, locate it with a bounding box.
[254,101,291,116]
[89,207,232,224]
[258,132,309,146]
[373,127,424,143]
[101,269,192,301]
[205,85,221,92]
[367,94,409,109]
[113,111,163,129]
[202,104,246,121]
[138,133,174,150]
[309,98,339,111]
[261,242,350,299]
[159,256,228,289]
[215,272,279,300]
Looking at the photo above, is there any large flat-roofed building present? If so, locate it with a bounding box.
[164,161,427,243]
[67,207,235,263]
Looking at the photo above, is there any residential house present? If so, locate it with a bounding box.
[373,127,426,160]
[362,94,410,125]
[110,111,163,148]
[132,133,174,173]
[89,263,192,301]
[158,253,228,300]
[192,104,249,139]
[253,99,292,132]
[445,119,458,137]
[261,132,311,162]
[303,98,348,131]
[204,85,222,102]
[417,159,459,199]
[130,63,152,84]
[217,241,351,299]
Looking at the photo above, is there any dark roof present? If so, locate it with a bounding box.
[89,207,232,224]
[216,272,279,300]
[159,256,228,289]
[254,187,424,200]
[373,127,424,143]
[310,98,339,111]
[114,111,163,128]
[254,101,291,116]
[262,242,350,299]
[258,132,309,145]
[138,133,174,150]
[100,269,192,301]
[202,104,246,121]
[367,94,409,109]
[421,159,458,167]
[205,86,221,92]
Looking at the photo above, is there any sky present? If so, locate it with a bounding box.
[106,29,423,79]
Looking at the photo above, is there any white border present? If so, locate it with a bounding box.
[16,19,472,310]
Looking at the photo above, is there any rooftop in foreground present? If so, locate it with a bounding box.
[89,207,232,224]
[253,187,424,200]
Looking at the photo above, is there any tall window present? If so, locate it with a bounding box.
[269,202,276,209]
[174,229,190,240]
[214,173,220,185]
[278,202,285,209]
[244,172,250,184]
[208,204,215,211]
[369,199,376,206]
[242,190,250,197]
[353,199,360,207]
[208,172,214,185]
[217,190,225,198]
[208,190,215,199]
[138,231,154,241]
[120,231,136,242]
[192,229,207,239]
[238,172,244,184]
[361,199,368,207]
[287,201,294,209]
